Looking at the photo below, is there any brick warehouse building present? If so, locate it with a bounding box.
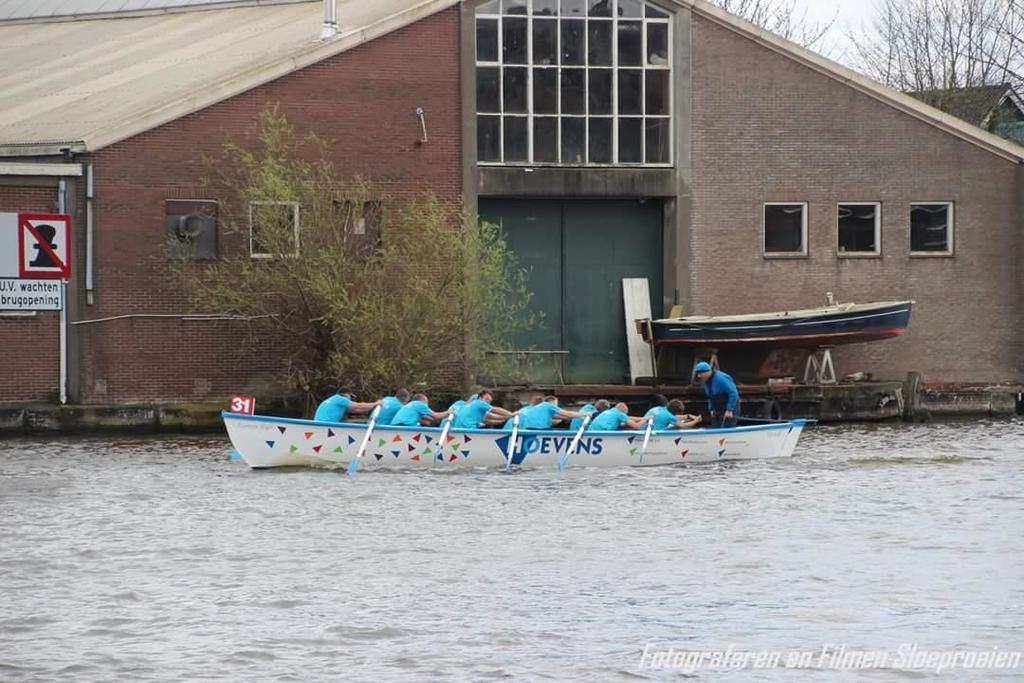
[0,0,1021,406]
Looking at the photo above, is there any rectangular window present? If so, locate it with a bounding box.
[763,203,807,256]
[475,1,671,166]
[250,201,299,259]
[837,203,880,256]
[910,202,953,255]
[165,199,218,260]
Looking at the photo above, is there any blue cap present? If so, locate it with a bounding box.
[694,361,712,373]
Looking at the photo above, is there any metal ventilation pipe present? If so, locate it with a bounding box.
[320,0,337,40]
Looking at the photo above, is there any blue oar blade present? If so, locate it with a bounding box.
[346,456,360,478]
[230,449,241,462]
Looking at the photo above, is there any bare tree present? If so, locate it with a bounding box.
[850,0,1023,94]
[708,0,837,51]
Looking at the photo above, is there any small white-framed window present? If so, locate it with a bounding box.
[837,202,880,256]
[249,201,299,259]
[910,202,954,256]
[763,202,807,257]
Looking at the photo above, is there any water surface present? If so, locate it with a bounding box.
[1,419,1022,681]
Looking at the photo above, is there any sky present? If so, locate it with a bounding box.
[790,0,879,62]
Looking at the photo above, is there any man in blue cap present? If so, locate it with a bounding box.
[694,361,740,427]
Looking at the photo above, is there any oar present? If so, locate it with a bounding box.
[504,413,520,472]
[435,413,454,464]
[640,417,654,455]
[347,405,381,478]
[558,415,591,471]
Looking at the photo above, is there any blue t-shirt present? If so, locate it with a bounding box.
[644,405,677,431]
[453,399,492,429]
[522,401,560,429]
[314,394,351,423]
[569,403,595,431]
[703,370,740,412]
[447,399,467,414]
[391,400,431,427]
[590,407,630,431]
[377,396,403,425]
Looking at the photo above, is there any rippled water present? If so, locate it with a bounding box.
[1,419,1022,681]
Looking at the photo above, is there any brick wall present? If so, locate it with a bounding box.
[72,8,462,403]
[690,16,1021,383]
[0,186,61,402]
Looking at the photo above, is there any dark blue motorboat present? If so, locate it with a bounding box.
[644,300,914,348]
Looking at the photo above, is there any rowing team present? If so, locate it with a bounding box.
[313,387,703,432]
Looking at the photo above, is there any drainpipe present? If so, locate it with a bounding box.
[85,164,94,305]
[58,179,68,405]
[319,0,337,40]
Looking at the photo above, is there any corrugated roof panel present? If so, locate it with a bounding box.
[0,0,310,21]
[0,0,460,151]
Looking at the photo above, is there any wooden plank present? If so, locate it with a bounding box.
[622,278,654,384]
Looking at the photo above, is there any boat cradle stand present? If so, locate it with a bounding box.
[803,347,837,384]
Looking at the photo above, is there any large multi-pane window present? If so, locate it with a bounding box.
[476,0,672,166]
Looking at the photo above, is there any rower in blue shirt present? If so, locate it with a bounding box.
[313,388,380,423]
[694,361,741,427]
[589,402,645,431]
[377,388,410,425]
[569,399,608,431]
[391,393,450,426]
[644,398,703,430]
[507,395,589,430]
[452,389,515,429]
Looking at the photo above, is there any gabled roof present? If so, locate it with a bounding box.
[906,84,1023,127]
[1,0,1022,162]
[683,0,1024,162]
[0,0,459,155]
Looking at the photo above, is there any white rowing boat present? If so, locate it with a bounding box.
[223,412,811,469]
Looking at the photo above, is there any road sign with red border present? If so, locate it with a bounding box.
[18,213,71,279]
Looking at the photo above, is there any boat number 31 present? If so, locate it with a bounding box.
[229,395,256,415]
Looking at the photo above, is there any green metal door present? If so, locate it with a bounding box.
[481,200,563,353]
[562,200,663,383]
[479,198,662,384]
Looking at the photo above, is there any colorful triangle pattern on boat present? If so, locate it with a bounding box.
[265,440,275,448]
